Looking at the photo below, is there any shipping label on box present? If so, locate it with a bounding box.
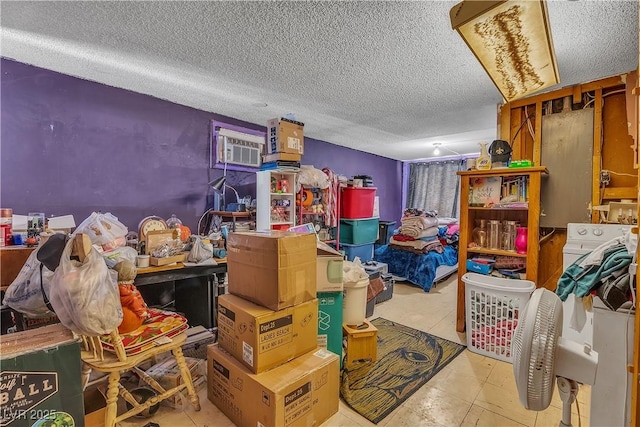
[227,231,317,311]
[0,324,84,427]
[207,344,339,427]
[217,294,318,374]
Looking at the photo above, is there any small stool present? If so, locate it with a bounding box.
[343,320,378,369]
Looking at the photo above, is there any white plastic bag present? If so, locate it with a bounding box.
[74,212,128,246]
[2,248,56,318]
[343,258,369,283]
[187,236,214,263]
[49,237,123,336]
[101,245,139,269]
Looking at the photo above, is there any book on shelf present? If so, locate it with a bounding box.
[469,177,501,206]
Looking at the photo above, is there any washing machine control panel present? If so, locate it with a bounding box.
[566,223,632,243]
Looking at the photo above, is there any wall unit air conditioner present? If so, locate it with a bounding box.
[213,127,265,169]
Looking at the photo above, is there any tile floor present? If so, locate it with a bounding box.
[119,275,591,427]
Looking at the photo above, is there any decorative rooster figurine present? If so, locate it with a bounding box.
[113,260,149,333]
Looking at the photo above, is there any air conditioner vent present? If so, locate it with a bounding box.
[214,127,264,169]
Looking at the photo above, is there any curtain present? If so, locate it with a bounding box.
[407,160,464,218]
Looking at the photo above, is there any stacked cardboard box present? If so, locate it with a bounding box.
[209,231,340,426]
[263,118,304,165]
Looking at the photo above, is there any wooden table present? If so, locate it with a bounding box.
[135,259,227,330]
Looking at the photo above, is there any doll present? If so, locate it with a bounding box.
[113,260,150,334]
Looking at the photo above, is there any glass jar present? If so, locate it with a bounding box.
[501,220,518,251]
[472,219,487,248]
[488,220,501,250]
[166,214,183,241]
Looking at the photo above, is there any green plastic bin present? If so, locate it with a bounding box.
[339,218,379,244]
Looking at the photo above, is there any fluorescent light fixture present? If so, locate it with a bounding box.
[450,0,559,102]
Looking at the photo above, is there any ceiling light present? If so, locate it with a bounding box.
[450,0,559,102]
[433,143,441,155]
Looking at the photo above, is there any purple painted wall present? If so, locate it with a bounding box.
[0,59,402,232]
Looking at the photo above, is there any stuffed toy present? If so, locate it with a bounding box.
[113,260,150,334]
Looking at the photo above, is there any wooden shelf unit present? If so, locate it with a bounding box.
[456,166,548,332]
[256,170,297,231]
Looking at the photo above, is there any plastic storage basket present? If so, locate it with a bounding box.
[462,272,535,363]
[340,242,374,263]
[339,218,379,245]
[341,187,376,219]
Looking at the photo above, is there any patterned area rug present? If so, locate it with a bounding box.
[340,318,466,424]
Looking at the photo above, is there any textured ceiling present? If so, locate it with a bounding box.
[1,1,637,160]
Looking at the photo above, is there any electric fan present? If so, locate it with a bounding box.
[512,288,598,427]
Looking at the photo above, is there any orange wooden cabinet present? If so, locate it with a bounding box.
[455,167,547,333]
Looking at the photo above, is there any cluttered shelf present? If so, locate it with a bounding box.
[467,247,528,258]
[468,206,529,211]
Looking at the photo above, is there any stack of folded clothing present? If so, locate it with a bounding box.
[389,209,443,254]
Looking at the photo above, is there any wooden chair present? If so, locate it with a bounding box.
[73,234,201,427]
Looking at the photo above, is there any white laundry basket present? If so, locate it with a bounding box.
[463,272,536,363]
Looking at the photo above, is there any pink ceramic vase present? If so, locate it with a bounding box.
[515,226,528,254]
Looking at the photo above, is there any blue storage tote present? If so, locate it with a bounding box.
[341,242,374,262]
[339,218,379,245]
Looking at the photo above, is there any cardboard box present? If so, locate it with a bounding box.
[263,152,302,163]
[144,356,207,407]
[0,324,85,427]
[217,294,318,373]
[267,117,305,155]
[208,344,339,427]
[317,241,344,292]
[317,291,344,368]
[227,231,317,311]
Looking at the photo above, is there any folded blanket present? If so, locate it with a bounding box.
[403,208,438,218]
[417,227,439,239]
[390,237,428,250]
[390,241,443,255]
[392,233,415,242]
[401,216,438,229]
[438,217,458,225]
[399,224,421,238]
[447,224,460,235]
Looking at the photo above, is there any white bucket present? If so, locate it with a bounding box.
[343,278,369,327]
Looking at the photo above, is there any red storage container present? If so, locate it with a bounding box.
[341,187,376,219]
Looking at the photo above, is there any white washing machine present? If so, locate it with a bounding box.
[562,223,635,426]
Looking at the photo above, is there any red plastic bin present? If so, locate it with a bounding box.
[341,187,377,219]
[271,224,290,230]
